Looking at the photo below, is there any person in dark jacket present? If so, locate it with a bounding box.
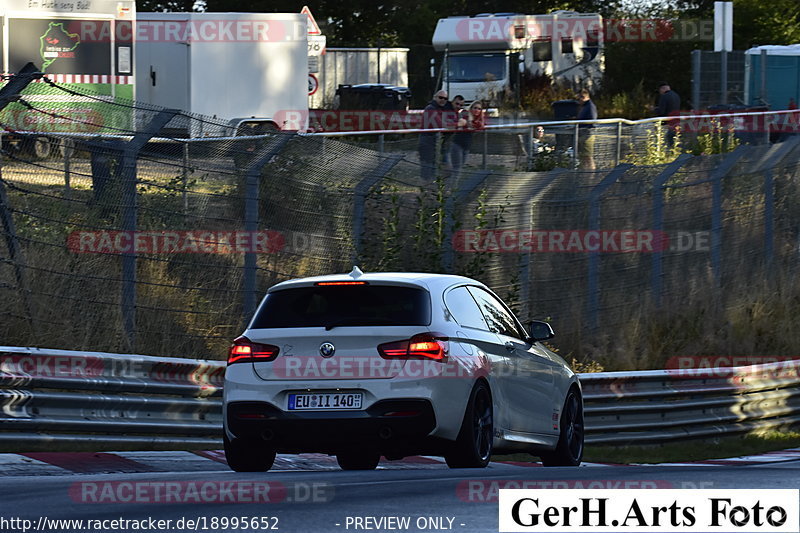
[418,90,453,181]
[577,88,598,170]
[655,81,681,146]
[449,100,485,180]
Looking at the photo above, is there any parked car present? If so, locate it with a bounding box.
[223,267,583,471]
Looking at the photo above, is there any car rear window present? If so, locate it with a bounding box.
[251,285,431,329]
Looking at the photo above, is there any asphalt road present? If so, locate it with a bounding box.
[1,457,799,533]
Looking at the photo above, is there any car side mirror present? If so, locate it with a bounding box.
[528,320,554,342]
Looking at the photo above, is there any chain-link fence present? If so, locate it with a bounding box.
[2,68,800,366]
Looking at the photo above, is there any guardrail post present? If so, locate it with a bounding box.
[651,155,692,306]
[351,154,404,266]
[710,146,748,287]
[241,133,296,323]
[586,164,633,331]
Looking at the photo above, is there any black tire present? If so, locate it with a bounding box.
[540,387,584,466]
[336,452,380,471]
[223,433,276,472]
[445,381,493,468]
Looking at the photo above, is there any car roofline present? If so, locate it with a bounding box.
[267,272,483,293]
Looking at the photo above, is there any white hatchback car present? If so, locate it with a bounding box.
[223,268,583,471]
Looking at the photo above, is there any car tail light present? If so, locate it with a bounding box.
[315,281,368,286]
[378,333,448,362]
[227,336,279,365]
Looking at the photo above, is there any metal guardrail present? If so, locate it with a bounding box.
[1,347,799,451]
[0,346,223,450]
[582,362,800,445]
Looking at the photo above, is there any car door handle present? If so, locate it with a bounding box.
[504,341,516,352]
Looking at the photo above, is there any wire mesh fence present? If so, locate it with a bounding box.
[2,69,800,364]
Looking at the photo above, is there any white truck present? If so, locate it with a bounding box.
[432,11,604,105]
[135,12,309,135]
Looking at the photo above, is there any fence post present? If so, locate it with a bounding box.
[615,122,622,167]
[518,169,565,320]
[0,165,36,329]
[441,169,494,273]
[118,109,179,350]
[351,154,404,265]
[572,124,579,168]
[378,134,384,155]
[526,125,534,171]
[650,154,692,306]
[720,50,728,105]
[692,50,702,110]
[482,128,488,170]
[241,133,296,323]
[754,138,800,272]
[62,138,73,201]
[586,164,632,331]
[182,142,190,216]
[710,147,748,287]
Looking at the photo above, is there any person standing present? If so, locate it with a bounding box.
[440,95,464,175]
[577,88,597,170]
[655,81,681,146]
[449,101,485,180]
[418,90,452,181]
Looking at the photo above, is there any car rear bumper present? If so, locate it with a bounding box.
[225,399,439,455]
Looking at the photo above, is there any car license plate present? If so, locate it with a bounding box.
[287,392,363,411]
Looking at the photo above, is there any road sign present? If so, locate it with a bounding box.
[301,6,322,35]
[308,73,319,95]
[308,35,326,56]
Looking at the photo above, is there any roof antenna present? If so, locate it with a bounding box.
[349,265,363,279]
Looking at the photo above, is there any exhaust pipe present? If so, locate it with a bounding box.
[261,429,275,441]
[378,426,392,439]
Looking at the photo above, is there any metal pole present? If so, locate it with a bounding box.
[241,134,295,322]
[651,155,692,306]
[63,140,71,201]
[692,50,702,110]
[764,168,774,271]
[572,123,579,169]
[0,162,36,327]
[118,109,180,350]
[182,142,189,216]
[352,155,404,265]
[710,147,747,287]
[615,121,622,167]
[243,166,259,321]
[482,129,488,170]
[378,134,384,156]
[526,125,534,171]
[586,164,633,331]
[120,146,137,350]
[721,50,728,105]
